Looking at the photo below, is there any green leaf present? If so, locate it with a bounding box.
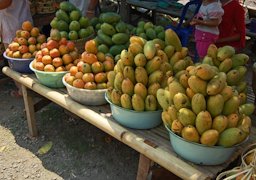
[38,141,53,155]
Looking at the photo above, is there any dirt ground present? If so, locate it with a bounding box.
[0,81,139,180]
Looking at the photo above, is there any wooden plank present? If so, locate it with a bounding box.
[21,84,38,137]
[136,154,154,180]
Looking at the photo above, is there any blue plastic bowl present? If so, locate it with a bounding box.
[3,51,33,73]
[165,125,247,165]
[105,94,162,129]
[29,61,67,88]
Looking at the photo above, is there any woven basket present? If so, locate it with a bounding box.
[71,34,95,54]
[36,0,56,14]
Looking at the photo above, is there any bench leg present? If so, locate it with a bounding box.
[21,85,38,137]
[136,154,154,180]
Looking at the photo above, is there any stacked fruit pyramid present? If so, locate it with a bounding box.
[5,21,46,59]
[157,38,254,147]
[92,12,132,57]
[63,39,115,90]
[31,29,79,72]
[50,1,94,40]
[106,28,188,112]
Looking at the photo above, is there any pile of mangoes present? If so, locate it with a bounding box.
[50,1,94,40]
[158,44,254,148]
[63,39,115,89]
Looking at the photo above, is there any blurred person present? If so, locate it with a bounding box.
[69,0,99,18]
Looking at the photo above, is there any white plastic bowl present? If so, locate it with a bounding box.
[62,75,107,106]
[105,94,162,129]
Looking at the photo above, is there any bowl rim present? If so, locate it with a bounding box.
[62,73,107,92]
[164,125,248,149]
[29,61,68,74]
[105,93,162,114]
[3,51,34,61]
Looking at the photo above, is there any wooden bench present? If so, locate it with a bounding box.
[2,66,256,180]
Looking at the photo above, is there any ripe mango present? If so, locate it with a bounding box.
[227,113,239,128]
[134,53,147,67]
[161,71,173,88]
[107,71,116,88]
[164,45,175,59]
[238,115,252,134]
[231,53,249,68]
[165,29,182,52]
[218,128,246,147]
[186,87,195,100]
[144,41,156,59]
[114,60,124,74]
[129,36,146,46]
[173,93,190,110]
[148,83,161,97]
[167,105,178,122]
[222,96,240,115]
[195,111,212,135]
[160,62,172,74]
[219,58,232,73]
[191,93,206,115]
[120,49,134,66]
[134,83,148,100]
[145,56,162,74]
[170,51,183,66]
[148,70,164,85]
[180,47,188,58]
[168,80,186,101]
[178,108,196,126]
[152,38,165,50]
[238,92,247,105]
[114,72,124,91]
[184,56,194,67]
[212,115,228,133]
[162,111,173,127]
[135,67,148,86]
[226,69,241,86]
[120,94,132,109]
[220,86,233,102]
[132,94,145,111]
[123,66,135,84]
[200,129,219,146]
[217,45,235,61]
[175,70,187,80]
[202,55,214,66]
[157,49,169,62]
[234,66,247,80]
[207,44,218,59]
[181,125,200,143]
[171,119,184,135]
[188,75,207,96]
[111,89,122,106]
[145,95,157,111]
[156,88,171,110]
[206,72,227,96]
[207,94,224,117]
[179,73,189,88]
[195,64,216,81]
[129,42,143,56]
[173,60,187,74]
[121,78,134,96]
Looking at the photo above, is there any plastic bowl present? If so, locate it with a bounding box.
[165,125,247,165]
[3,51,34,73]
[62,75,107,106]
[105,94,162,129]
[29,61,67,88]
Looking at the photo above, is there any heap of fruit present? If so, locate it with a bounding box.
[92,12,133,57]
[63,39,115,89]
[50,1,94,40]
[106,28,187,112]
[131,21,165,41]
[157,42,254,148]
[31,29,79,72]
[5,21,46,59]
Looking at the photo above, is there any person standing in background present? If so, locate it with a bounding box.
[190,0,224,59]
[69,0,99,18]
[215,0,246,51]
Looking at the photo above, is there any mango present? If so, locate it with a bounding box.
[212,115,228,133]
[178,108,196,126]
[145,56,162,74]
[207,44,218,59]
[218,128,246,147]
[162,111,173,127]
[121,78,134,96]
[134,83,148,100]
[148,83,161,97]
[129,42,143,55]
[144,41,156,59]
[123,66,135,84]
[179,73,189,88]
[161,71,173,88]
[195,64,216,81]
[148,70,164,85]
[160,62,172,74]
[173,60,187,74]
[220,86,233,102]
[171,119,184,135]
[195,111,212,135]
[101,23,116,36]
[114,60,124,73]
[200,129,219,146]
[134,53,147,67]
[187,66,197,76]
[227,113,239,128]
[238,115,252,134]
[186,88,195,100]
[120,49,134,66]
[132,94,145,111]
[238,92,247,105]
[188,75,207,96]
[156,49,168,62]
[135,67,148,86]
[107,71,116,88]
[207,94,224,117]
[217,45,235,61]
[226,69,241,86]
[239,103,255,116]
[168,81,186,101]
[167,105,178,122]
[206,72,227,96]
[191,93,206,115]
[120,94,132,109]
[145,95,157,111]
[173,93,190,110]
[222,96,240,115]
[164,45,175,59]
[114,72,124,91]
[165,29,182,52]
[202,55,214,66]
[180,47,188,58]
[112,33,130,45]
[153,38,165,50]
[181,125,200,143]
[111,89,122,106]
[231,53,249,68]
[234,66,247,80]
[184,56,194,67]
[219,58,232,73]
[175,70,187,80]
[156,88,171,110]
[170,52,183,66]
[106,87,113,100]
